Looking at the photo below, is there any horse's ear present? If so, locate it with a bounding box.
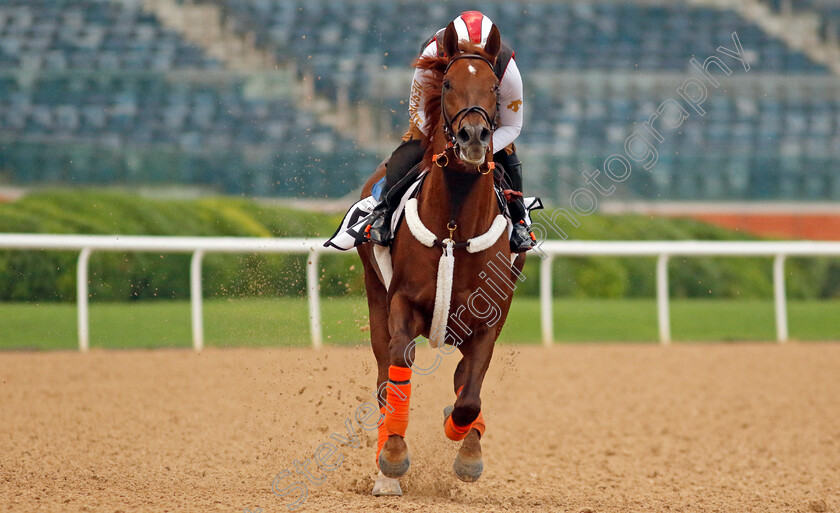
[442,21,459,57]
[484,25,501,61]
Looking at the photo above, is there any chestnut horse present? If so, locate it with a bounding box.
[357,22,525,495]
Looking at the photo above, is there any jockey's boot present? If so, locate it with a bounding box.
[509,201,536,253]
[367,201,392,246]
[367,161,424,246]
[502,158,536,253]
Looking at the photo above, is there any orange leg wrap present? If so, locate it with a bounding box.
[471,411,486,438]
[444,415,473,441]
[375,406,387,466]
[445,386,486,441]
[384,366,412,438]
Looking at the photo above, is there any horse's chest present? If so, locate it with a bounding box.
[393,249,513,329]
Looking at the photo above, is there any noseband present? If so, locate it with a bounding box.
[439,54,501,157]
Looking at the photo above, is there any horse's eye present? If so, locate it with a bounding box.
[443,80,451,90]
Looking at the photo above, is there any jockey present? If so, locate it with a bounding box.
[368,10,535,253]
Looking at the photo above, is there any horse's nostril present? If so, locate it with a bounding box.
[456,128,470,143]
[480,128,491,143]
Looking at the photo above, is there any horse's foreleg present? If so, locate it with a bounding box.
[377,293,422,478]
[360,249,403,496]
[447,332,493,436]
[361,262,390,454]
[445,331,495,482]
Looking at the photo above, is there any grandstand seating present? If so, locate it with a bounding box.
[0,0,836,201]
[0,0,220,71]
[379,72,840,201]
[522,93,840,200]
[1,74,300,145]
[198,0,840,201]
[0,71,376,197]
[209,0,827,99]
[0,0,374,197]
[760,0,840,41]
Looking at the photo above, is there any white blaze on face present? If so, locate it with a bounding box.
[467,64,477,75]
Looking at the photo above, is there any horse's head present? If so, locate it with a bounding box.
[437,21,502,170]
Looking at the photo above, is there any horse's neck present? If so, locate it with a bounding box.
[418,155,497,241]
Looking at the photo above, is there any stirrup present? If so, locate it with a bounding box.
[510,220,536,253]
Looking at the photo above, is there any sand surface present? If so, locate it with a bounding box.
[1,343,838,512]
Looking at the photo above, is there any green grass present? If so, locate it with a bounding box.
[2,297,838,351]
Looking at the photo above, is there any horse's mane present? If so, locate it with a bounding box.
[415,42,496,170]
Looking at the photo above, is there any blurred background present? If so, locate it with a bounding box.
[1,0,838,348]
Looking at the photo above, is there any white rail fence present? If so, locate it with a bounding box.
[0,235,324,352]
[1,234,839,351]
[537,240,840,346]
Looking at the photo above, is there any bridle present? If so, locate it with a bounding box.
[436,53,501,173]
[432,52,503,241]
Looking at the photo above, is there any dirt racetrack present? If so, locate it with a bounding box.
[1,343,839,513]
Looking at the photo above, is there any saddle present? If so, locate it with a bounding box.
[324,167,542,251]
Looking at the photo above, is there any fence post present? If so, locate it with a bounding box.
[77,248,92,352]
[190,250,205,351]
[306,251,323,349]
[540,255,554,347]
[773,254,788,343]
[656,253,671,345]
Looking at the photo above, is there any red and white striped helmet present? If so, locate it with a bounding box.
[452,11,496,48]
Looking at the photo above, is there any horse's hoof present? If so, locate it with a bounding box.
[378,451,410,478]
[453,428,483,482]
[453,453,483,482]
[443,405,454,420]
[371,470,402,496]
[378,436,410,478]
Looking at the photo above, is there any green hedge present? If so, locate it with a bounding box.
[0,189,837,301]
[520,210,840,299]
[0,190,357,301]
